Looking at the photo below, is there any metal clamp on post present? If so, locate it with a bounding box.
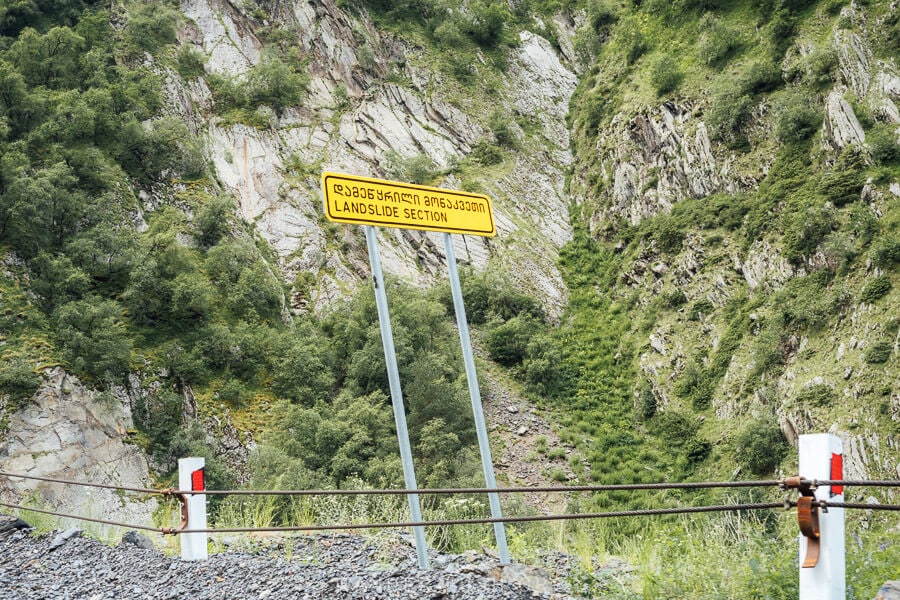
[783,476,821,568]
[160,488,189,536]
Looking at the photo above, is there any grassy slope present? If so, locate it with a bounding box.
[549,0,899,596]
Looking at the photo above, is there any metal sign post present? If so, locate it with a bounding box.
[799,433,845,600]
[365,225,430,570]
[443,233,510,564]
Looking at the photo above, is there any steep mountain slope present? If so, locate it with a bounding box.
[0,0,898,594]
[560,0,899,488]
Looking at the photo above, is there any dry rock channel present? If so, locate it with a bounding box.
[0,523,584,600]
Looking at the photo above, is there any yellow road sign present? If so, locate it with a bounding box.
[322,172,496,237]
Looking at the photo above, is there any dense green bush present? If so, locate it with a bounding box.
[733,416,787,475]
[706,84,754,146]
[383,151,439,184]
[0,356,41,403]
[698,14,741,66]
[53,297,132,382]
[818,161,865,207]
[646,215,685,253]
[864,342,893,365]
[859,275,892,303]
[649,54,683,96]
[775,90,821,142]
[775,270,835,330]
[794,383,836,407]
[782,203,837,264]
[868,123,900,165]
[485,314,543,366]
[123,2,179,58]
[872,238,900,268]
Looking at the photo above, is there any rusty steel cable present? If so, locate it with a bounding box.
[808,480,900,488]
[3,497,898,538]
[0,501,170,534]
[173,478,900,497]
[819,501,900,511]
[3,470,900,499]
[177,480,787,496]
[0,471,164,496]
[166,502,794,534]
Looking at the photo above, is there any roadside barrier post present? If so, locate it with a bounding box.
[798,434,845,600]
[178,457,208,561]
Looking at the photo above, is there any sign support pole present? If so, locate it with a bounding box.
[799,433,845,600]
[365,226,430,570]
[443,233,510,565]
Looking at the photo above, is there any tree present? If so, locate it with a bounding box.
[246,56,308,115]
[271,326,336,404]
[7,26,85,88]
[53,296,132,381]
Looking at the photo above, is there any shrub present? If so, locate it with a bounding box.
[805,44,837,89]
[647,215,685,253]
[698,15,740,67]
[872,238,900,268]
[859,275,892,303]
[635,381,657,421]
[246,55,308,115]
[794,383,835,407]
[867,123,900,165]
[470,141,503,165]
[462,0,509,48]
[739,60,782,95]
[818,166,864,207]
[662,288,687,308]
[649,54,683,96]
[733,417,787,475]
[706,85,754,146]
[53,297,132,381]
[383,151,439,184]
[864,342,893,365]
[0,356,41,403]
[489,109,518,149]
[775,270,834,330]
[617,16,649,64]
[123,2,179,57]
[587,0,618,31]
[782,203,837,264]
[484,314,542,366]
[775,91,821,143]
[176,45,206,79]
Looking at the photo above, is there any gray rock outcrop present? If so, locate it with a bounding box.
[170,0,576,316]
[0,368,156,530]
[589,101,741,229]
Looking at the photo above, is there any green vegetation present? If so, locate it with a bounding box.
[2,0,898,597]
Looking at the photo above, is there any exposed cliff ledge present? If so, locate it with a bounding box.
[173,0,576,316]
[0,369,156,528]
[588,102,743,232]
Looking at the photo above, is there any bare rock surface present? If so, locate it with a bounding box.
[0,368,156,529]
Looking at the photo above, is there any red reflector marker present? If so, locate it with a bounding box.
[191,468,205,492]
[830,453,843,496]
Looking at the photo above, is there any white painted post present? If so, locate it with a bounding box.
[799,434,845,600]
[178,457,208,561]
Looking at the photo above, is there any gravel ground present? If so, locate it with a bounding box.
[0,523,583,600]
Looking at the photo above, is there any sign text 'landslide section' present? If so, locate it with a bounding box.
[322,172,496,237]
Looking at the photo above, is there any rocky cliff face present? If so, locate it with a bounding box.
[1,0,580,524]
[175,0,577,316]
[572,3,900,483]
[0,369,156,530]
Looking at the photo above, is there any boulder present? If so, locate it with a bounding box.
[876,581,900,600]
